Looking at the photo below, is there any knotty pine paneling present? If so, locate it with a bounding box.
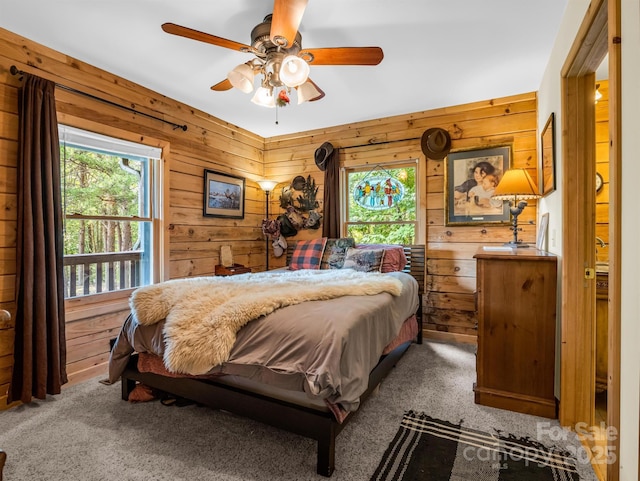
[264,92,539,338]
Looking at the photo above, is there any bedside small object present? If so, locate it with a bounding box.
[221,245,234,267]
[215,264,251,276]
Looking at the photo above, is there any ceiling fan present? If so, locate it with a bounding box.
[161,0,384,107]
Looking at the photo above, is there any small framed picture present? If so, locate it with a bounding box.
[536,212,550,250]
[445,145,511,225]
[203,169,245,218]
[539,113,556,196]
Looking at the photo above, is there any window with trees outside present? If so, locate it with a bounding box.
[59,125,161,298]
[344,162,417,245]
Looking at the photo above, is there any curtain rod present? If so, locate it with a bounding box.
[10,65,188,132]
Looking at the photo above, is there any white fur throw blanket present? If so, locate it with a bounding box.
[130,269,403,375]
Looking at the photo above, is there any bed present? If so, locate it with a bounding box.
[108,243,425,477]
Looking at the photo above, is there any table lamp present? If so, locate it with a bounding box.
[491,168,541,247]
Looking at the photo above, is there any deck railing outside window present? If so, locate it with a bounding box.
[63,251,142,297]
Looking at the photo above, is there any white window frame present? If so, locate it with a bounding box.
[59,124,167,314]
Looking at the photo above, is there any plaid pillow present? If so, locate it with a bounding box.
[320,237,356,269]
[289,238,328,270]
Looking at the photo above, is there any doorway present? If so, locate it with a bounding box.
[559,1,620,480]
[594,65,611,480]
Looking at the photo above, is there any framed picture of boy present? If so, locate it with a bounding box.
[445,145,511,225]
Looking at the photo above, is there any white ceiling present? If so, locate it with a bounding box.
[1,0,568,139]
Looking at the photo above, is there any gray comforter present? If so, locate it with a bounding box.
[108,270,419,411]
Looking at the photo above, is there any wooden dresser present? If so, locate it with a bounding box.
[473,247,558,418]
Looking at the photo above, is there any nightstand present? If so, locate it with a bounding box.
[214,264,251,276]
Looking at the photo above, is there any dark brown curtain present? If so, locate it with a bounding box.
[9,74,67,404]
[322,148,340,238]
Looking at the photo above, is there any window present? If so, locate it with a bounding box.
[59,125,161,298]
[344,162,417,244]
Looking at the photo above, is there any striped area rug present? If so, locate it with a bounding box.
[371,411,581,481]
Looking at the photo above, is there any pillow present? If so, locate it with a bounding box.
[288,237,328,270]
[342,248,385,272]
[356,244,407,272]
[320,237,356,269]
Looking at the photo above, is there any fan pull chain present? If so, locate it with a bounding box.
[275,103,279,125]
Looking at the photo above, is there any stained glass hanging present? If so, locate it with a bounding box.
[352,168,405,210]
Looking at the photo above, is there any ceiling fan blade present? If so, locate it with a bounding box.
[211,79,233,91]
[300,47,384,66]
[162,22,251,52]
[270,0,308,47]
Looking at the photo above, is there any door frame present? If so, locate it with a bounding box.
[559,0,621,479]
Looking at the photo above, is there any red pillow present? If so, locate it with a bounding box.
[289,238,328,270]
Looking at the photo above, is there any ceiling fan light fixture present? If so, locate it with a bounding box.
[296,79,322,104]
[228,62,255,93]
[251,86,276,108]
[280,55,310,87]
[161,5,383,110]
[595,83,603,103]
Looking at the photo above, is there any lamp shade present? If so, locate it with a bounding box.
[257,179,278,192]
[228,63,255,93]
[296,79,323,104]
[280,55,310,87]
[251,86,276,108]
[492,169,541,200]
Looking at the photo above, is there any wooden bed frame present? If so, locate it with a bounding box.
[119,244,425,477]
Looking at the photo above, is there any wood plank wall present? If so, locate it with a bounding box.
[0,27,264,406]
[595,80,609,263]
[264,92,539,340]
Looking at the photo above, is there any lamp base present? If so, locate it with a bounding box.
[504,241,530,248]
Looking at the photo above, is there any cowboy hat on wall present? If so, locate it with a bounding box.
[314,141,334,171]
[421,128,452,160]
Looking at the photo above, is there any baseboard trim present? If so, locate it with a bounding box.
[474,385,557,419]
[423,329,477,345]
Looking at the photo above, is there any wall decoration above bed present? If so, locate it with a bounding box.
[203,169,245,218]
[276,174,323,235]
[279,174,320,212]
